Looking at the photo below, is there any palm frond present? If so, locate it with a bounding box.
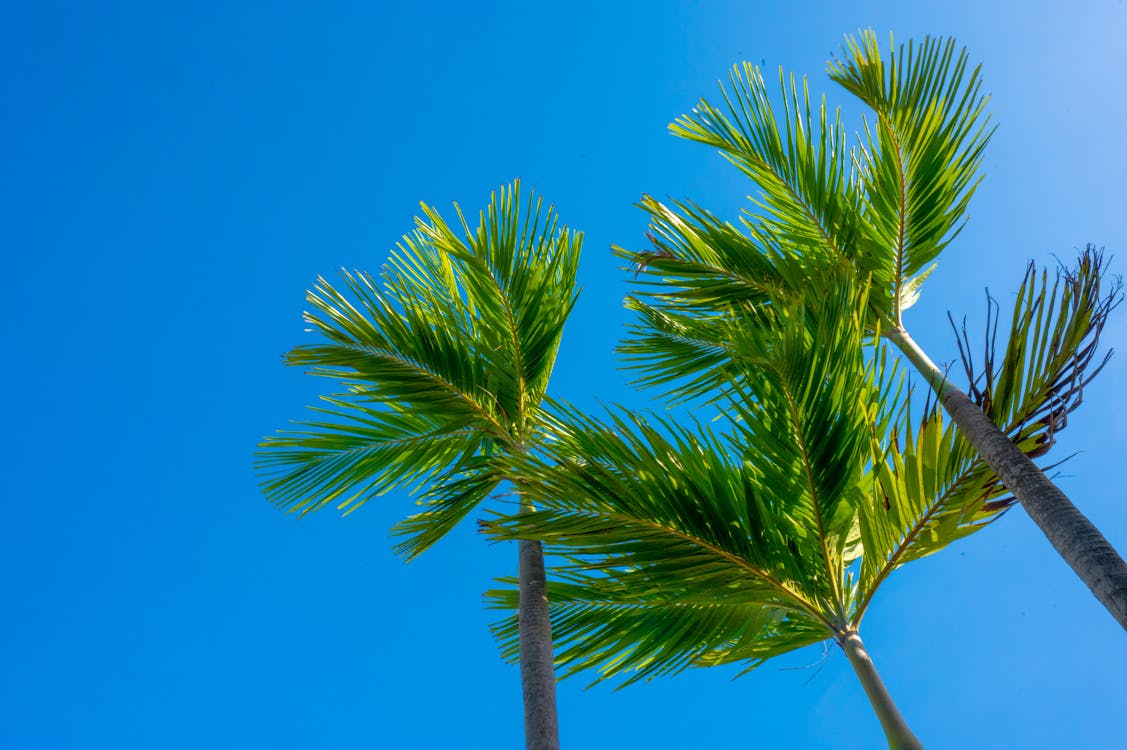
[619,300,752,405]
[480,253,1114,686]
[625,197,808,311]
[828,31,993,321]
[857,406,1007,616]
[256,400,481,517]
[617,198,814,402]
[952,248,1120,449]
[291,267,507,435]
[391,461,504,559]
[484,349,876,680]
[486,570,829,687]
[490,277,890,626]
[722,278,878,606]
[670,61,860,261]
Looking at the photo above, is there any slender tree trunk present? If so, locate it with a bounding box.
[518,502,560,750]
[889,326,1127,631]
[838,630,923,750]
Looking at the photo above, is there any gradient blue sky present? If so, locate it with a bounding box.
[3,2,1125,748]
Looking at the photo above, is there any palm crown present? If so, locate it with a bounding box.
[628,31,989,334]
[618,30,1127,630]
[257,180,581,557]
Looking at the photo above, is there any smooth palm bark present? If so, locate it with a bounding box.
[518,503,559,750]
[888,326,1127,631]
[838,631,923,750]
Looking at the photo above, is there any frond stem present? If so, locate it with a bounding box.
[876,112,910,325]
[775,370,847,621]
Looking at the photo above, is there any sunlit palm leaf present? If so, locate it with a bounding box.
[258,401,481,517]
[292,266,505,433]
[722,279,877,597]
[619,300,736,401]
[484,422,844,685]
[670,61,860,260]
[484,286,896,682]
[392,461,504,559]
[857,407,1005,611]
[487,571,829,687]
[617,55,881,401]
[493,405,829,615]
[828,31,993,321]
[624,33,994,397]
[618,198,816,402]
[953,248,1118,446]
[626,197,805,310]
[419,187,582,421]
[487,250,1114,686]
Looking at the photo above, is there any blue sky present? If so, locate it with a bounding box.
[3,2,1125,748]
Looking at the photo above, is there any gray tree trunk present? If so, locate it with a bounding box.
[890,327,1127,631]
[519,535,560,750]
[838,630,923,750]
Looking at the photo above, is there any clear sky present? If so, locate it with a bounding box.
[3,2,1125,748]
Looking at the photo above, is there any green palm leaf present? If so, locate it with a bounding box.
[292,265,506,433]
[952,249,1118,443]
[258,400,482,517]
[720,280,876,602]
[828,31,993,321]
[618,198,822,402]
[392,460,505,559]
[488,570,828,687]
[857,407,1005,610]
[417,190,582,423]
[670,60,860,260]
[495,404,831,611]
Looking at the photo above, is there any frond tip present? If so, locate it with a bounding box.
[828,30,993,321]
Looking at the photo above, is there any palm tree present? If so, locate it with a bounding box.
[621,31,1127,629]
[256,181,581,750]
[485,262,1111,749]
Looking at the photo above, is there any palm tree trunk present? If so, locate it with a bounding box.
[518,520,560,750]
[838,630,923,750]
[889,326,1127,631]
